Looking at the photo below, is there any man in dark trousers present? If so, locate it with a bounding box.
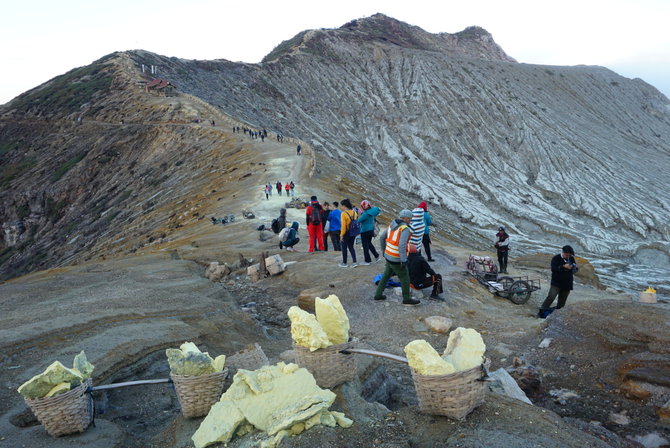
[494,226,510,273]
[406,244,444,301]
[538,245,579,318]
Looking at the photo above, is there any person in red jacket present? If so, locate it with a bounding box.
[305,196,325,252]
[284,183,290,195]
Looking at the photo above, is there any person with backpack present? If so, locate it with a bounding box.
[279,221,300,251]
[289,181,295,197]
[339,199,359,267]
[373,209,420,306]
[494,226,510,273]
[358,200,381,265]
[326,201,342,251]
[418,202,435,261]
[305,196,325,252]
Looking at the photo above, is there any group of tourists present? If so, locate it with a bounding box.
[264,181,295,199]
[233,126,269,142]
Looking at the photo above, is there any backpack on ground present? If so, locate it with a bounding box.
[271,218,281,234]
[310,205,322,226]
[278,227,291,242]
[346,211,361,237]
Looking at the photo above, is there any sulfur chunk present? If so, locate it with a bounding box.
[442,327,486,372]
[331,411,354,428]
[166,344,216,376]
[72,351,95,379]
[404,340,455,376]
[18,361,84,399]
[192,400,247,448]
[315,295,350,345]
[212,355,226,372]
[288,306,332,351]
[45,382,71,397]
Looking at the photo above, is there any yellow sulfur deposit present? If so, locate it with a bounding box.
[404,340,455,376]
[18,361,85,399]
[73,350,95,379]
[166,342,226,376]
[288,306,332,351]
[315,295,350,345]
[192,362,351,448]
[45,382,71,397]
[442,327,486,372]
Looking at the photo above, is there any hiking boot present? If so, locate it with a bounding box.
[402,298,421,306]
[360,261,371,266]
[338,263,348,268]
[429,294,445,301]
[374,295,387,301]
[350,263,358,268]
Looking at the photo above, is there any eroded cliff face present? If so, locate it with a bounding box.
[1,13,669,287]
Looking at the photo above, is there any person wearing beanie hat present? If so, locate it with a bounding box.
[494,226,510,273]
[538,245,579,318]
[373,209,420,306]
[357,200,381,265]
[418,201,435,261]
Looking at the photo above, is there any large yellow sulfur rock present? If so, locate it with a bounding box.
[45,382,71,398]
[192,362,340,448]
[166,342,217,376]
[288,306,332,351]
[212,355,226,372]
[404,340,455,376]
[18,361,84,399]
[73,351,95,379]
[315,295,350,345]
[442,327,486,372]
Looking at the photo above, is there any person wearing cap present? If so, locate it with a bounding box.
[373,209,420,306]
[538,245,579,318]
[358,200,381,265]
[494,226,510,274]
[418,202,434,261]
[406,243,444,300]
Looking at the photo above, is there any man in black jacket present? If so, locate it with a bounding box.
[538,245,579,318]
[406,244,444,301]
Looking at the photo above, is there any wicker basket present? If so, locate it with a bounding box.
[171,369,227,418]
[24,378,93,437]
[411,359,489,420]
[293,342,356,389]
[227,343,270,376]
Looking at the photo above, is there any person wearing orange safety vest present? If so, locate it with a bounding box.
[373,209,420,306]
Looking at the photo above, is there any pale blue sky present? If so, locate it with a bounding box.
[1,0,669,104]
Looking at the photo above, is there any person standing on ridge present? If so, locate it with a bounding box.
[339,199,359,267]
[538,245,579,318]
[327,201,342,251]
[418,202,435,261]
[494,226,510,273]
[358,200,381,265]
[373,209,420,306]
[305,196,325,252]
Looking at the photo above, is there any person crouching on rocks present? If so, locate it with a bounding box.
[495,226,510,273]
[279,221,300,252]
[538,245,579,318]
[407,244,444,301]
[373,209,420,306]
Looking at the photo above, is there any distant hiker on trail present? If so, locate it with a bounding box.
[279,221,300,251]
[538,245,579,318]
[418,202,434,261]
[276,181,282,196]
[494,226,510,274]
[410,207,426,254]
[261,134,265,142]
[284,183,290,196]
[374,209,420,306]
[289,181,295,197]
[358,200,381,265]
[264,185,270,200]
[266,183,273,197]
[306,196,325,252]
[327,201,342,251]
[407,244,444,301]
[297,144,302,156]
[339,199,359,267]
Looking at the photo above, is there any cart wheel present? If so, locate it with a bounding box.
[508,280,531,304]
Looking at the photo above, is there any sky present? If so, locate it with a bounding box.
[1,0,669,105]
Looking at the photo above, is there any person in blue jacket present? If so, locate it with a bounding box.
[326,201,342,251]
[358,200,381,265]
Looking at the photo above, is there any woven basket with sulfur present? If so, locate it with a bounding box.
[293,342,355,389]
[170,369,227,418]
[411,359,490,420]
[24,378,93,437]
[227,343,269,376]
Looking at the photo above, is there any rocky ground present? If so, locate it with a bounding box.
[1,121,669,448]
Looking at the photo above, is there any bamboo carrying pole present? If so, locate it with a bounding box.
[340,348,408,364]
[90,378,171,392]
